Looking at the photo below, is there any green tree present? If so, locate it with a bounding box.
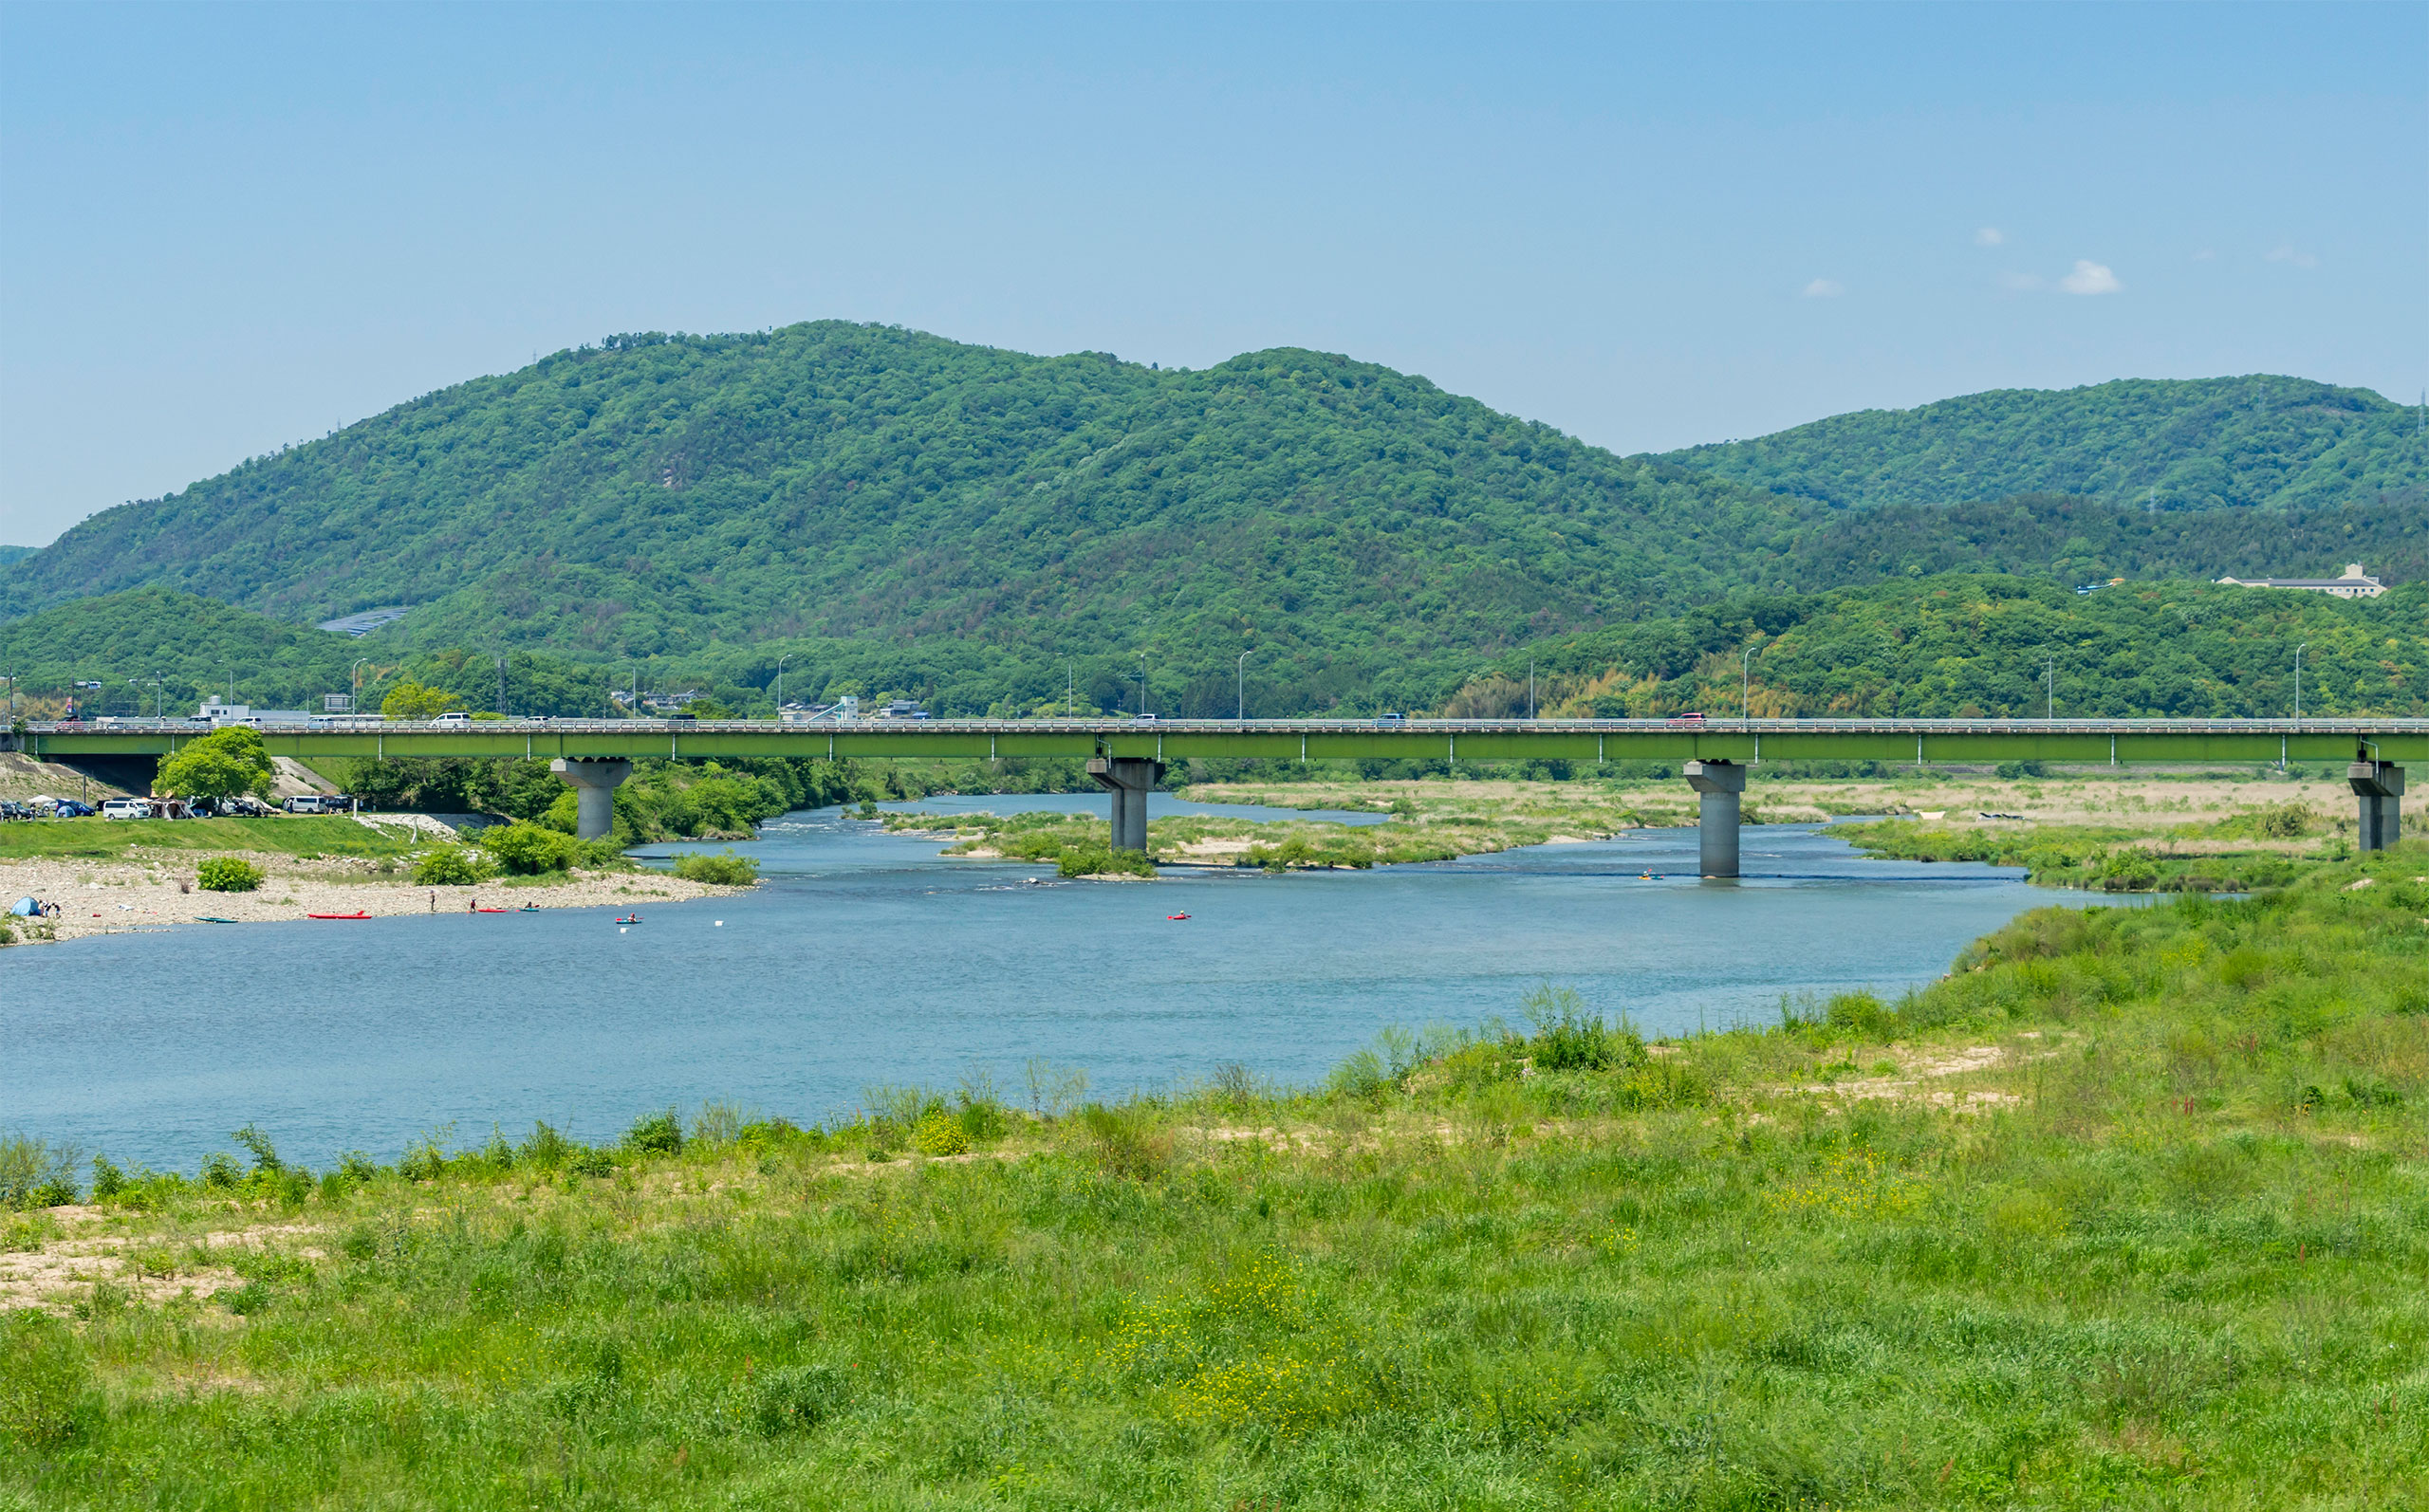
[155,726,276,803]
[380,679,464,719]
[477,821,580,875]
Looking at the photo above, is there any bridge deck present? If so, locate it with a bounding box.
[13,717,2425,765]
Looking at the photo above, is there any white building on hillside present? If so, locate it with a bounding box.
[2215,563,2386,599]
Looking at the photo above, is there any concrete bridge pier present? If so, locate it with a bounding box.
[551,757,631,840]
[1087,756,1164,853]
[1684,759,1746,877]
[2349,761,2403,851]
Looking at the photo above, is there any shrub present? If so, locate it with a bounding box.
[196,857,265,893]
[1059,846,1157,878]
[912,1111,971,1156]
[1825,991,1900,1040]
[1078,1103,1168,1182]
[478,821,580,875]
[674,851,759,885]
[1522,984,1641,1072]
[0,1134,80,1210]
[624,1110,683,1155]
[413,847,491,886]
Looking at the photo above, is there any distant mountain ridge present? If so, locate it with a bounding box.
[1,330,2420,717]
[1658,377,2426,512]
[0,323,1810,701]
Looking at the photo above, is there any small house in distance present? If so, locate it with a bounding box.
[2214,563,2386,599]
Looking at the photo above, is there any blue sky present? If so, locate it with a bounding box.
[2,1,2421,545]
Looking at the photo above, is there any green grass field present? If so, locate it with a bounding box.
[3,839,2424,1507]
[0,816,422,862]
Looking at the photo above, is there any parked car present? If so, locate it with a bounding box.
[100,798,150,820]
[283,795,336,815]
[1666,711,1708,727]
[431,710,473,728]
[57,800,96,817]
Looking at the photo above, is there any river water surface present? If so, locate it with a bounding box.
[5,797,2074,1170]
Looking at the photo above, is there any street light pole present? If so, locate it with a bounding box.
[2294,643,2308,721]
[1137,654,1149,717]
[1237,650,1252,724]
[1528,658,1535,720]
[2045,658,2055,721]
[1742,645,1757,728]
[1066,661,1074,720]
[350,657,370,716]
[773,655,789,720]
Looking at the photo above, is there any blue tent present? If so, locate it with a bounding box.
[9,897,39,917]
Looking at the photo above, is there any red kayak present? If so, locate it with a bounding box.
[1166,913,1191,921]
[306,911,372,920]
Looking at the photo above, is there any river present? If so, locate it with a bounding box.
[3,796,2078,1171]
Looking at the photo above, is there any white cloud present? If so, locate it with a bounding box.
[1975,227,2005,247]
[1801,279,1845,298]
[2265,246,2319,268]
[2059,259,2123,295]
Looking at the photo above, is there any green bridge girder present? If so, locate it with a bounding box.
[12,717,2427,767]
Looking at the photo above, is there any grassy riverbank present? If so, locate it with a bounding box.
[6,844,2425,1506]
[0,816,423,863]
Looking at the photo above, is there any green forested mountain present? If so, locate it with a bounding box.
[1463,573,2428,722]
[0,589,621,719]
[1783,493,2428,591]
[9,573,2421,728]
[0,323,1804,710]
[0,546,34,567]
[1660,377,2426,511]
[4,328,2420,718]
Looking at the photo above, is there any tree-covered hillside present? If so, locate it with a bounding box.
[1660,377,2426,512]
[9,574,2420,727]
[0,589,620,719]
[1462,574,2428,722]
[1783,494,2427,591]
[0,324,1806,695]
[0,546,35,567]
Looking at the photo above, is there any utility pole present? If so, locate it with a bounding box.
[1237,650,1252,724]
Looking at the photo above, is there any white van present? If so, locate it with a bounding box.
[431,710,472,728]
[100,798,151,820]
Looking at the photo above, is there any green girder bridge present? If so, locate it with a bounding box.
[9,717,2418,876]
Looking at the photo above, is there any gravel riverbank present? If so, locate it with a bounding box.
[0,852,744,945]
